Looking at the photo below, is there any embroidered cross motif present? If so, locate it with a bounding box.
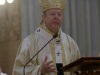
[56,40,60,44]
[56,51,60,56]
[37,29,40,32]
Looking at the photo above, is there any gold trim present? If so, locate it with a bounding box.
[50,42,67,75]
[39,23,54,35]
[39,0,66,12]
[61,43,67,75]
[50,43,57,75]
[39,22,67,74]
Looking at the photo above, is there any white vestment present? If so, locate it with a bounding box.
[1,73,7,75]
[12,27,80,75]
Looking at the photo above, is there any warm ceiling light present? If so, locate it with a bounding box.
[0,0,5,5]
[7,0,14,3]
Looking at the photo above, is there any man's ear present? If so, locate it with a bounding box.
[42,14,45,22]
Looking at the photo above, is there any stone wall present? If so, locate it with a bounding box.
[0,0,21,75]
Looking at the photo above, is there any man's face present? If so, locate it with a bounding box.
[42,8,63,33]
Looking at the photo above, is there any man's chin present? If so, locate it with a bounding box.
[52,27,60,32]
[52,24,60,27]
[54,25,60,29]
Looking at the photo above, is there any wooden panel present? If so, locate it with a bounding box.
[63,57,100,72]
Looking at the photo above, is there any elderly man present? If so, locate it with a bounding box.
[12,0,80,75]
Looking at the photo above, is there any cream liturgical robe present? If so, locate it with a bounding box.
[12,27,80,75]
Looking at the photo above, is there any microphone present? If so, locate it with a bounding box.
[23,33,58,75]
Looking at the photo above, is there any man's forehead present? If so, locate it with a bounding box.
[45,8,63,13]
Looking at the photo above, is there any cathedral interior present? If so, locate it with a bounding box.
[0,0,100,75]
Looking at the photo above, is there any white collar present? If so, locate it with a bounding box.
[35,27,66,43]
[35,27,53,41]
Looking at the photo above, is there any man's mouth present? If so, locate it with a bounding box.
[53,22,59,24]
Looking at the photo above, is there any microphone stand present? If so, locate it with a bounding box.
[23,34,58,75]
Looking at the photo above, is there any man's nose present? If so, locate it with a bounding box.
[54,14,59,19]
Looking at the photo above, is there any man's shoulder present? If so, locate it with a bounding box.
[23,33,39,42]
[27,33,38,39]
[61,32,70,39]
[61,32,75,42]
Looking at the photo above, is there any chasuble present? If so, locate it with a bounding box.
[12,26,80,75]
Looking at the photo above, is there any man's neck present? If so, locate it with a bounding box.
[39,22,61,38]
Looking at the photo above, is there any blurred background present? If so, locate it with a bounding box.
[0,0,100,75]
